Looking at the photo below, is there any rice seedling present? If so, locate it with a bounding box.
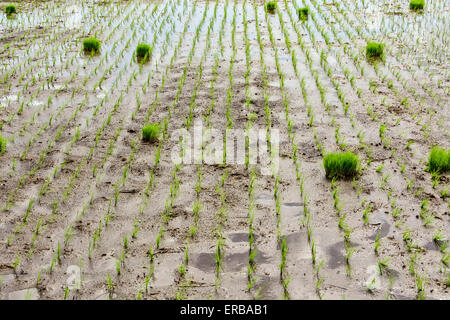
[142,123,160,143]
[415,275,426,300]
[5,5,16,16]
[0,135,6,155]
[366,277,377,293]
[265,1,276,13]
[410,0,425,11]
[374,233,381,255]
[323,151,359,179]
[427,146,449,173]
[366,42,384,59]
[297,7,309,21]
[82,37,101,55]
[443,254,450,267]
[378,257,390,275]
[376,164,384,173]
[441,187,448,198]
[136,43,152,62]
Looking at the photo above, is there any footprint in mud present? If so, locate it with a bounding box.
[281,202,303,223]
[254,276,278,300]
[282,202,303,207]
[364,265,400,291]
[368,220,391,240]
[229,232,259,243]
[277,232,304,250]
[254,194,273,206]
[191,249,270,273]
[424,239,448,251]
[326,241,360,269]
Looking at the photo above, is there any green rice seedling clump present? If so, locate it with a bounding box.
[323,151,359,179]
[142,123,160,143]
[410,0,425,11]
[428,146,449,173]
[136,43,152,62]
[266,1,277,12]
[366,42,383,59]
[297,7,309,20]
[82,37,101,55]
[0,135,6,155]
[5,5,16,15]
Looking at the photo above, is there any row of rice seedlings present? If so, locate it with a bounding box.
[223,0,237,131]
[213,170,228,291]
[374,159,441,297]
[246,169,259,296]
[202,50,220,128]
[255,4,279,158]
[211,0,234,293]
[249,0,281,297]
[174,165,205,299]
[218,0,229,56]
[241,1,260,298]
[261,2,294,299]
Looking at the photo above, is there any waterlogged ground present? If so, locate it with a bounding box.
[0,0,448,300]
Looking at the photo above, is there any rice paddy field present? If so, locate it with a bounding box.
[0,0,449,300]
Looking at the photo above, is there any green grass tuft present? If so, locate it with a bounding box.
[266,1,277,12]
[136,43,152,62]
[82,37,101,55]
[324,151,359,179]
[5,5,16,15]
[142,123,160,143]
[0,135,6,155]
[428,146,449,173]
[410,0,424,11]
[297,7,309,20]
[366,42,383,59]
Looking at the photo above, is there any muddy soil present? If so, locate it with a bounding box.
[0,0,448,300]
